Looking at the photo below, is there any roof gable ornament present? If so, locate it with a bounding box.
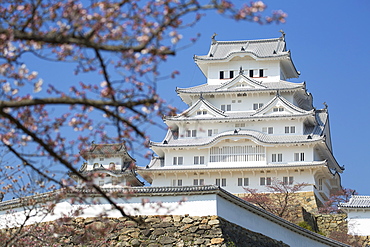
[279,29,286,41]
[211,33,217,44]
[239,66,244,75]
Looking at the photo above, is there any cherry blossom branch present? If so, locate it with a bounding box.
[0,109,131,218]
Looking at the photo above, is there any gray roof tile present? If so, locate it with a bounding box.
[152,129,323,148]
[340,195,370,208]
[176,80,304,94]
[195,37,288,61]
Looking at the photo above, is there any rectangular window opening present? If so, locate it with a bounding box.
[219,71,224,79]
[259,69,264,77]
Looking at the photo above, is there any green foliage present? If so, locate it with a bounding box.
[298,221,313,231]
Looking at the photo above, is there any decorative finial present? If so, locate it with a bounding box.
[279,30,286,40]
[91,140,95,144]
[200,93,203,99]
[239,66,244,75]
[323,102,328,109]
[211,33,217,44]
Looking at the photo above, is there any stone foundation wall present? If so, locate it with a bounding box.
[2,216,289,246]
[315,214,347,236]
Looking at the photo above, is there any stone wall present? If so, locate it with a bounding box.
[1,216,290,246]
[315,214,347,236]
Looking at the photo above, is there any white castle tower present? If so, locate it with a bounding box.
[72,143,144,188]
[138,33,343,205]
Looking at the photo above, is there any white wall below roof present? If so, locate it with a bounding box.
[346,210,370,236]
[215,195,333,247]
[206,60,280,85]
[151,169,316,194]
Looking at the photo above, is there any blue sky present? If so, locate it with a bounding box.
[7,1,369,197]
[149,1,370,195]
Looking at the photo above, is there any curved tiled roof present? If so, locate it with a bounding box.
[166,94,315,122]
[151,129,323,148]
[339,195,370,208]
[168,97,226,120]
[216,74,267,90]
[176,80,304,94]
[142,158,327,171]
[194,37,288,61]
[251,94,313,116]
[81,143,134,161]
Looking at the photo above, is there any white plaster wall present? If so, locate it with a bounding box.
[346,211,370,236]
[206,60,280,85]
[0,192,340,246]
[216,195,334,247]
[0,194,218,229]
[88,156,122,170]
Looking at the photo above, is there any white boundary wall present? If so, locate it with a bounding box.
[0,187,348,247]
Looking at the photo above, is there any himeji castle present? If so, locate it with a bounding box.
[138,33,344,206]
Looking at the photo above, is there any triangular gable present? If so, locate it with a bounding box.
[252,94,312,117]
[216,74,266,91]
[173,97,226,119]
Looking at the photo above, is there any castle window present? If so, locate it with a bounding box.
[203,110,207,115]
[272,153,282,162]
[283,176,294,185]
[253,103,264,110]
[318,178,323,190]
[197,111,202,115]
[285,126,296,133]
[219,71,224,79]
[294,153,305,161]
[262,127,273,134]
[221,104,231,111]
[194,156,205,165]
[208,129,212,136]
[238,178,249,186]
[260,177,272,186]
[215,178,226,187]
[173,157,183,165]
[273,107,284,112]
[193,179,204,186]
[229,71,234,78]
[172,179,182,186]
[235,123,245,128]
[99,158,104,161]
[210,145,265,163]
[186,129,197,137]
[259,69,264,77]
[249,69,254,77]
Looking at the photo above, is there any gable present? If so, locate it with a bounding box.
[216,74,266,91]
[252,95,310,117]
[174,98,226,119]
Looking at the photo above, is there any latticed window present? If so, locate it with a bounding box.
[210,145,265,163]
[283,176,294,185]
[238,178,249,186]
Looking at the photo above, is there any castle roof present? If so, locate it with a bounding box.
[194,36,299,78]
[152,129,323,148]
[340,195,370,209]
[80,143,134,161]
[195,37,288,61]
[176,79,304,94]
